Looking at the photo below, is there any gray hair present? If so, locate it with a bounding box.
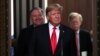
[68,12,83,22]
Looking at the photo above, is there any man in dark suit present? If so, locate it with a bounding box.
[29,3,75,56]
[16,7,45,56]
[68,12,93,56]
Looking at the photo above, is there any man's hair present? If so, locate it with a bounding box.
[30,7,43,15]
[46,3,63,16]
[68,12,83,22]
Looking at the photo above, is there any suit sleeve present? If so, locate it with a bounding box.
[87,32,93,56]
[28,29,37,56]
[15,30,27,56]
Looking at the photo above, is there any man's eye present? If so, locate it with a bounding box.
[51,13,56,15]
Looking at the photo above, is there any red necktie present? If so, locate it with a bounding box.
[75,32,80,56]
[51,27,57,54]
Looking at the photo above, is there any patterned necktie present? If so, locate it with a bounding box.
[75,32,80,56]
[51,27,57,54]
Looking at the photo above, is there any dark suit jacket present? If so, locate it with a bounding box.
[29,23,75,56]
[16,25,34,56]
[73,30,93,56]
[79,30,93,56]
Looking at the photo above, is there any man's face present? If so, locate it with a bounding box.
[31,10,44,26]
[47,10,61,26]
[70,16,82,31]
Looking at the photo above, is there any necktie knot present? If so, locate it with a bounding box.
[53,27,56,30]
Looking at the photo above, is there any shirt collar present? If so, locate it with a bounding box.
[76,29,80,34]
[49,22,60,30]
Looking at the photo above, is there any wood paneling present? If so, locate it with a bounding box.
[97,0,100,56]
[0,0,9,56]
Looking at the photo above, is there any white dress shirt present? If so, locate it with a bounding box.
[49,23,60,43]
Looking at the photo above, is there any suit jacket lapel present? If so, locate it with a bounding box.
[54,25,65,56]
[44,23,53,55]
[79,30,83,55]
[79,30,82,50]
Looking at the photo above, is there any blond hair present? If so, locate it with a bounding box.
[46,3,63,16]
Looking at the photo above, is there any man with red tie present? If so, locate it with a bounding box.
[29,3,75,56]
[68,12,93,56]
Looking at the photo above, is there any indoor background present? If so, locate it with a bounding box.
[0,0,99,56]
